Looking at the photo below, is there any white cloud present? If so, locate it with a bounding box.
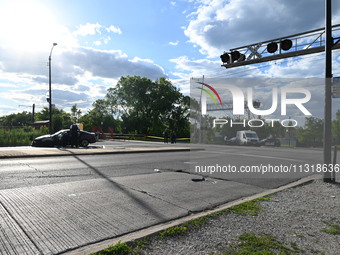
[0,45,166,84]
[73,23,121,46]
[74,22,102,36]
[106,25,122,34]
[92,36,111,46]
[170,1,176,6]
[169,40,179,46]
[0,44,167,114]
[74,23,122,38]
[61,47,165,80]
[93,41,102,46]
[103,36,111,44]
[184,0,339,58]
[169,0,340,98]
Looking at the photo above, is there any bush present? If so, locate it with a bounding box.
[0,126,49,147]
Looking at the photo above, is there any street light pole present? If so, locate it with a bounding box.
[48,43,57,134]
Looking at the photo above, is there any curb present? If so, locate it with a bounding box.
[62,174,321,255]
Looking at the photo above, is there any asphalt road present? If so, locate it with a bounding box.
[0,141,326,190]
[0,141,332,254]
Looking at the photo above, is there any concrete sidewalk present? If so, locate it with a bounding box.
[0,172,268,255]
[0,145,196,159]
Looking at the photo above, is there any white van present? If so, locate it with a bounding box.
[236,130,259,145]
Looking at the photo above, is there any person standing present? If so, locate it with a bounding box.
[163,129,169,144]
[70,123,80,147]
[171,130,176,144]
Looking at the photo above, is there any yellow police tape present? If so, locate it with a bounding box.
[146,136,190,141]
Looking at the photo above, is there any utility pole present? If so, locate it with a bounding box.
[323,0,334,182]
[48,43,57,134]
[32,104,35,123]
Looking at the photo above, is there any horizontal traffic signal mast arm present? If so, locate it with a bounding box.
[223,44,340,68]
[221,24,340,68]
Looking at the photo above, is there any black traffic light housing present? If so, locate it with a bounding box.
[266,39,293,54]
[220,52,230,63]
[280,39,292,51]
[267,42,278,53]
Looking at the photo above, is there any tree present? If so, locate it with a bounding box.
[79,99,120,132]
[106,76,187,136]
[0,111,33,127]
[297,117,323,147]
[35,107,72,133]
[71,104,82,122]
[167,95,190,138]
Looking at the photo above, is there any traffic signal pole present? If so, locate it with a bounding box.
[323,0,335,182]
[220,2,338,182]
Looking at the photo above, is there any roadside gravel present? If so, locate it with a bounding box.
[140,179,340,255]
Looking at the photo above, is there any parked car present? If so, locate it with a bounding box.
[225,137,237,145]
[235,130,259,145]
[260,136,281,147]
[32,129,96,147]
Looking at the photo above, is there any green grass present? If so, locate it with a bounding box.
[280,144,295,148]
[215,233,302,255]
[157,196,271,239]
[158,226,188,239]
[93,238,151,255]
[321,221,340,235]
[225,196,270,216]
[0,126,48,146]
[96,241,131,255]
[93,196,271,255]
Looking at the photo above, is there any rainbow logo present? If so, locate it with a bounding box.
[197,82,223,105]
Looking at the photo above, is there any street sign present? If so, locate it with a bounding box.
[332,77,340,98]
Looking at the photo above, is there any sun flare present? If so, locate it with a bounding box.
[0,1,61,50]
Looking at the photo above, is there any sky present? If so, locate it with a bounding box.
[0,0,340,119]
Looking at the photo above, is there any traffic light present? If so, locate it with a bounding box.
[266,39,292,53]
[267,42,278,53]
[280,39,292,51]
[231,51,245,62]
[230,51,241,62]
[221,51,245,64]
[220,52,230,63]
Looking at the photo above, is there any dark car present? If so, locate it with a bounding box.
[225,137,237,145]
[260,136,281,147]
[32,129,96,147]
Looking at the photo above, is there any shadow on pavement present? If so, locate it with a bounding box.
[68,152,167,221]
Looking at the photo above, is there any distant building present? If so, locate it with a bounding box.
[31,120,49,130]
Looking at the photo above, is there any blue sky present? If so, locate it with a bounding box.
[0,0,340,118]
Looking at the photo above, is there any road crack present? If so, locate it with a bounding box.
[19,162,39,172]
[127,185,191,213]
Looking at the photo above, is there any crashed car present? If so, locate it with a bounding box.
[31,129,96,147]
